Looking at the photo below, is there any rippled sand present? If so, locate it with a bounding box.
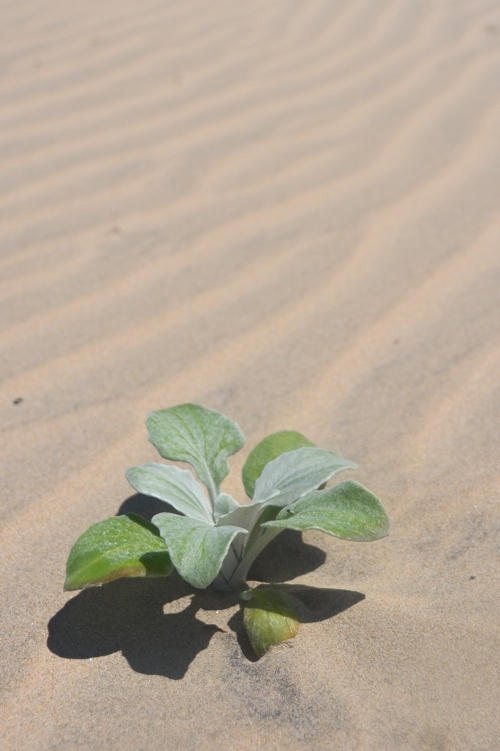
[1,1,499,749]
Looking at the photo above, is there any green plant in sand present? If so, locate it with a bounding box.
[64,403,389,657]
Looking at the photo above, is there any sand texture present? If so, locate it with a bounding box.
[1,0,500,748]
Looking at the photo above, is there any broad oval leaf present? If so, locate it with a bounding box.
[241,588,300,657]
[146,403,245,501]
[64,514,173,591]
[242,430,315,498]
[213,492,240,522]
[126,463,213,524]
[152,512,248,589]
[263,481,389,541]
[252,447,357,507]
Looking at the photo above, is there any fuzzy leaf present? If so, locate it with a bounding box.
[241,588,300,657]
[146,403,245,501]
[263,481,389,541]
[215,502,259,531]
[242,430,315,498]
[152,512,247,589]
[213,492,240,522]
[64,514,173,591]
[125,463,213,524]
[252,447,357,507]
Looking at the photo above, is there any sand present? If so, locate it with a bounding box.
[1,0,499,748]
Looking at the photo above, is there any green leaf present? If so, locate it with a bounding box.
[242,430,315,498]
[252,447,357,507]
[263,481,390,541]
[64,514,173,591]
[152,512,248,589]
[241,588,300,657]
[213,492,240,522]
[125,463,213,524]
[146,403,245,502]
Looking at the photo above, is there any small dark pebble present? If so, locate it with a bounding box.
[469,576,476,580]
[13,397,24,405]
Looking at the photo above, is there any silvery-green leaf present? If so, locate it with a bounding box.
[213,492,240,522]
[152,512,247,589]
[146,403,245,502]
[64,514,173,591]
[242,430,315,498]
[252,447,357,507]
[125,463,213,524]
[263,481,389,541]
[241,588,300,657]
[215,502,259,531]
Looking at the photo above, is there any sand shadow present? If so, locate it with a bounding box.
[248,529,326,582]
[116,492,177,520]
[47,574,237,679]
[48,575,364,674]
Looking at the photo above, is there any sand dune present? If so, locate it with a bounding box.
[1,1,500,749]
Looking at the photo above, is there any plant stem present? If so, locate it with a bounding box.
[226,527,282,589]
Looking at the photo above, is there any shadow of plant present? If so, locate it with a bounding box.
[48,575,364,677]
[48,499,365,677]
[47,574,236,679]
[117,492,178,520]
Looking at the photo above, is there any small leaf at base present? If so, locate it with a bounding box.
[242,588,300,658]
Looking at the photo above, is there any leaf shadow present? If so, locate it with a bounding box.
[116,492,178,520]
[248,529,327,582]
[228,585,365,662]
[47,573,238,680]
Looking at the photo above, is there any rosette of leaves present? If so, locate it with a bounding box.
[64,403,389,656]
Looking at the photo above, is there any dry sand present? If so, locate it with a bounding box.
[1,0,500,748]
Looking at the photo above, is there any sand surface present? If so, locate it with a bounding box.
[1,1,500,748]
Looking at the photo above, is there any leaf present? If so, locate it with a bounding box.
[152,512,248,589]
[252,447,357,508]
[215,502,259,531]
[64,514,173,591]
[146,403,245,501]
[125,463,213,524]
[263,481,390,541]
[242,430,315,498]
[213,492,240,522]
[241,588,300,657]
